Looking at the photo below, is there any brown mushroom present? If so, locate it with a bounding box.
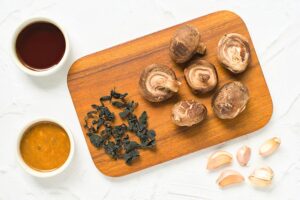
[217,33,251,74]
[169,25,206,64]
[184,60,218,94]
[172,100,207,126]
[212,81,249,119]
[139,64,181,102]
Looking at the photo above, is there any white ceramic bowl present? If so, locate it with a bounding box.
[11,17,70,76]
[16,118,74,178]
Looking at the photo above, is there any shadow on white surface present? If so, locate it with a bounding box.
[24,48,75,89]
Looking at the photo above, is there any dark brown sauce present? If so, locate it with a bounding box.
[16,22,66,70]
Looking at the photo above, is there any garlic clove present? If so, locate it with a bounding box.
[216,169,244,188]
[207,150,232,170]
[236,145,251,166]
[248,166,274,187]
[259,137,281,157]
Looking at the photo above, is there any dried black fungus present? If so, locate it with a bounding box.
[111,89,128,99]
[84,89,156,165]
[112,101,126,108]
[87,110,97,116]
[89,134,103,148]
[96,118,104,130]
[119,109,131,119]
[124,149,139,165]
[104,141,121,159]
[91,104,99,110]
[100,95,112,103]
[124,141,140,152]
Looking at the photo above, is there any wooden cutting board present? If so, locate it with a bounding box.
[67,10,273,177]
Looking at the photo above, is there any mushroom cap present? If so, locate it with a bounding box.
[212,81,249,119]
[217,33,251,74]
[169,25,200,63]
[172,100,207,126]
[184,60,218,94]
[139,64,181,102]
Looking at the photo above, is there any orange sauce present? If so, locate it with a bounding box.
[20,122,70,171]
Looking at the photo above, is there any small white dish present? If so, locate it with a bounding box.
[16,118,74,178]
[11,17,70,77]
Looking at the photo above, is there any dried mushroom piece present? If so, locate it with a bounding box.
[184,60,218,94]
[217,33,250,74]
[169,25,206,63]
[139,64,181,102]
[171,100,207,127]
[212,81,249,119]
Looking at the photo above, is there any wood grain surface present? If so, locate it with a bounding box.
[67,10,273,177]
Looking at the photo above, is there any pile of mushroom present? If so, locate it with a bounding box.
[217,33,251,74]
[169,25,206,64]
[139,24,252,126]
[139,64,181,102]
[184,60,218,94]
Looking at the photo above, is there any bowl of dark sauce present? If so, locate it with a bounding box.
[12,17,69,76]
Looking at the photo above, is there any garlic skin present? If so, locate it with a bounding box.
[249,166,274,187]
[217,169,244,188]
[207,150,232,170]
[259,137,281,157]
[236,145,251,166]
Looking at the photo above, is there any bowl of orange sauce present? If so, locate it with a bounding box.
[17,118,74,177]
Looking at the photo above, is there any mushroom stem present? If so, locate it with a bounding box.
[199,74,210,82]
[196,42,206,55]
[163,79,181,92]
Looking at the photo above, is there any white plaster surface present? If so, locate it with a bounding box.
[1,0,300,199]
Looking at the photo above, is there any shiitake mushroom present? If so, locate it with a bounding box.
[217,33,251,74]
[172,100,207,126]
[169,25,206,64]
[184,60,218,94]
[212,81,249,119]
[139,64,181,102]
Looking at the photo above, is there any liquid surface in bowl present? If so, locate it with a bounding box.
[20,122,70,171]
[15,21,66,70]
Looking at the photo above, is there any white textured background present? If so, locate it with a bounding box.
[1,0,300,199]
